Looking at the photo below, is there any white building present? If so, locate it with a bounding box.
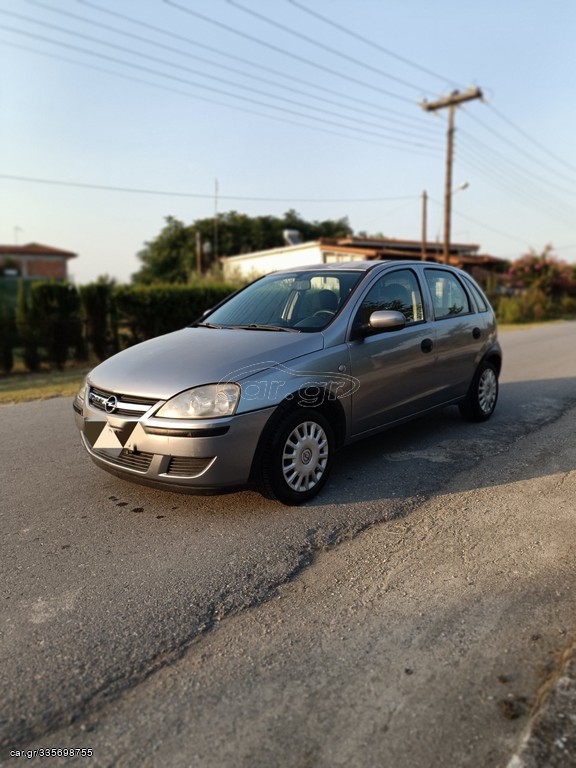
[222,236,501,284]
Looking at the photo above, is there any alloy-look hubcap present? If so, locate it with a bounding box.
[282,421,329,492]
[478,368,498,414]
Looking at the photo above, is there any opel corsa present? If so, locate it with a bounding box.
[73,261,502,505]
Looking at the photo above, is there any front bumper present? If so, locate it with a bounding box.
[74,398,276,493]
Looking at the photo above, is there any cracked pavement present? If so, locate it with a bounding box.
[1,323,576,767]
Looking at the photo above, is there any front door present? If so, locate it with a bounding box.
[347,268,439,436]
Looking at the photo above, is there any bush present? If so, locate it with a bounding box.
[0,299,16,373]
[497,288,560,324]
[80,280,118,361]
[30,282,83,370]
[114,283,238,346]
[16,281,41,372]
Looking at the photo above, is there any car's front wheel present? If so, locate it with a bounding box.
[257,409,334,505]
[459,360,499,422]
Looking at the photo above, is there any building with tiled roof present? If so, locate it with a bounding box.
[0,242,77,280]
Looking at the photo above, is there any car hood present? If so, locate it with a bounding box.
[88,327,324,400]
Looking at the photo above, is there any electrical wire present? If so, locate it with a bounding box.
[427,196,534,247]
[27,0,441,138]
[77,0,440,133]
[464,109,576,188]
[226,0,427,94]
[485,101,576,177]
[0,37,439,155]
[0,172,420,204]
[0,21,441,152]
[163,0,418,106]
[4,7,430,144]
[287,0,461,89]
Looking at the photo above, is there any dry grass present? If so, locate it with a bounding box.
[0,365,90,405]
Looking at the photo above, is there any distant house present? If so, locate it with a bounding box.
[0,242,77,280]
[222,236,503,287]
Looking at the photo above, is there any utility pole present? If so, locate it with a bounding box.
[421,87,482,263]
[196,229,202,275]
[421,190,428,260]
[213,178,219,266]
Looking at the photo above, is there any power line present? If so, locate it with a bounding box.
[163,0,418,106]
[459,132,576,212]
[226,0,426,94]
[0,21,440,152]
[77,0,439,133]
[485,101,576,176]
[427,196,533,248]
[27,0,440,139]
[0,173,420,204]
[463,109,576,188]
[287,0,461,89]
[457,150,575,231]
[0,37,438,155]
[5,8,422,142]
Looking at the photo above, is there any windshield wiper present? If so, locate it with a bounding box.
[228,324,300,333]
[194,322,224,329]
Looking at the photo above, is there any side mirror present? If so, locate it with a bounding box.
[365,310,406,334]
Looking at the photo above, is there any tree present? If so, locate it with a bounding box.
[133,216,196,285]
[132,211,353,284]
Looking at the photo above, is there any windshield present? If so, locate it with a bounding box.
[199,270,363,331]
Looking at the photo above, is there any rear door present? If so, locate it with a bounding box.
[423,268,484,400]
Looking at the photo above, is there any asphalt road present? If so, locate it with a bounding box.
[1,322,576,766]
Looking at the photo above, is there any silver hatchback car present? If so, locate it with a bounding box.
[73,261,502,504]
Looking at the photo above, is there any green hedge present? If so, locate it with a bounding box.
[114,283,238,346]
[4,280,239,372]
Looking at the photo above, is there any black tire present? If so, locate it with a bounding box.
[459,360,499,422]
[257,409,334,505]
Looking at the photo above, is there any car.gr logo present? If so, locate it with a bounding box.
[219,361,360,408]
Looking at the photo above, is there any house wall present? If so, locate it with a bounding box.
[1,255,68,280]
[223,244,324,280]
[222,244,375,281]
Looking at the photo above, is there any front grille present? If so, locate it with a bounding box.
[165,456,213,477]
[88,386,158,417]
[93,448,154,473]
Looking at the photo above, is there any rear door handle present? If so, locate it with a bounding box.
[421,338,433,353]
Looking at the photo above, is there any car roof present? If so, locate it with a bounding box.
[272,259,454,275]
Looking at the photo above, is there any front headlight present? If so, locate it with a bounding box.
[155,383,240,419]
[75,376,89,403]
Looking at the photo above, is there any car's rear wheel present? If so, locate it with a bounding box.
[459,360,499,422]
[257,409,334,505]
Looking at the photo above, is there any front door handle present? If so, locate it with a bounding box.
[421,338,433,353]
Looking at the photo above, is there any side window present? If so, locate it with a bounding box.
[425,270,471,319]
[357,269,424,325]
[464,278,489,313]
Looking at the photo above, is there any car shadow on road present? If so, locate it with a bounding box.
[307,377,576,507]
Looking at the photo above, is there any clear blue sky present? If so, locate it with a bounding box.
[1,0,575,284]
